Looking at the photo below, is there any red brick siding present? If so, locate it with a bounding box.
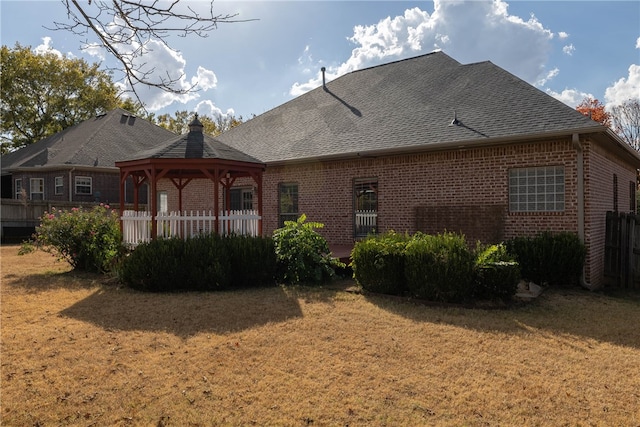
[157,137,638,287]
[583,140,637,286]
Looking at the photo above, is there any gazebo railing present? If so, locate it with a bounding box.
[122,209,261,247]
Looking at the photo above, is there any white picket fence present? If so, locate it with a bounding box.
[121,209,261,247]
[355,210,378,236]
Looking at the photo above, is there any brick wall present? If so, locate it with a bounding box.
[156,137,638,287]
[583,140,637,286]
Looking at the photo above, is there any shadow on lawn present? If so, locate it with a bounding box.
[4,270,108,293]
[59,285,304,338]
[365,287,640,350]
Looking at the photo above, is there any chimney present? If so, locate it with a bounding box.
[321,67,326,88]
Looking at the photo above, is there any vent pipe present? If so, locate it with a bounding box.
[321,67,326,88]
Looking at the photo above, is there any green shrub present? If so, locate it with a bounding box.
[506,232,585,287]
[405,232,475,303]
[272,214,344,284]
[350,231,410,295]
[25,204,122,273]
[118,234,276,292]
[473,243,520,300]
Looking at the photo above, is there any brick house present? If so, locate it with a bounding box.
[0,109,176,239]
[137,52,639,288]
[1,108,176,204]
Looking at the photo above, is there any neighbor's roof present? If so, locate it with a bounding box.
[1,108,176,172]
[214,51,608,164]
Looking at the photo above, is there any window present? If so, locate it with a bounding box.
[354,178,378,237]
[30,178,44,200]
[55,176,64,195]
[158,191,168,213]
[278,183,298,227]
[228,188,253,211]
[509,166,564,212]
[14,179,22,199]
[75,176,92,195]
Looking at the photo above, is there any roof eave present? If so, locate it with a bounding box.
[3,164,119,174]
[265,126,622,166]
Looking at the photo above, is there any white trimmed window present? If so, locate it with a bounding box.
[509,166,565,212]
[278,183,299,227]
[75,176,92,195]
[30,178,44,200]
[55,176,64,195]
[14,179,22,199]
[354,178,378,237]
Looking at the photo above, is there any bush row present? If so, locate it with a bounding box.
[505,231,586,287]
[118,234,277,292]
[352,231,585,303]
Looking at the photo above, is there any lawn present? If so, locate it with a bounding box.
[2,244,640,426]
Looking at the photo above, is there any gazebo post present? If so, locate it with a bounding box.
[150,167,158,238]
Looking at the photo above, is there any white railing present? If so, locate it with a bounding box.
[157,210,216,239]
[355,210,377,236]
[122,210,152,246]
[219,209,261,236]
[121,209,261,247]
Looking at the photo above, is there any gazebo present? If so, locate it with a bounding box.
[115,116,265,245]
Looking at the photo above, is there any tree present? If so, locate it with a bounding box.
[1,44,122,152]
[609,99,640,151]
[52,1,255,105]
[154,110,244,136]
[576,97,611,127]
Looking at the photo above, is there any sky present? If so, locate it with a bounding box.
[1,0,639,121]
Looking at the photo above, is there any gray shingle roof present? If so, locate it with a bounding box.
[1,108,177,172]
[214,51,605,163]
[129,127,263,164]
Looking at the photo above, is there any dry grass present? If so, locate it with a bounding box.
[2,244,640,426]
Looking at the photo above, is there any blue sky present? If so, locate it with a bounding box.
[1,1,639,120]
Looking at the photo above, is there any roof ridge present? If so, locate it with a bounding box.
[58,109,126,164]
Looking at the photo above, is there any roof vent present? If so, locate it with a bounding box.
[321,67,326,88]
[449,110,461,126]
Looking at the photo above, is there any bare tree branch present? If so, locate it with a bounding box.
[48,0,256,108]
[610,99,640,151]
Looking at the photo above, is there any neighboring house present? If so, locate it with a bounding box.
[0,108,176,239]
[136,51,639,288]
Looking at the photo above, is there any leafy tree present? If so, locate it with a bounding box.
[52,1,256,104]
[154,110,244,136]
[609,99,640,151]
[576,97,611,127]
[1,43,121,152]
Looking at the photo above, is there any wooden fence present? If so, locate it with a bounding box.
[604,211,640,288]
[122,210,261,247]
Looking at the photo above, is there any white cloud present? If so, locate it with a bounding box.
[290,0,555,96]
[34,37,63,58]
[558,31,569,39]
[604,64,640,107]
[194,100,235,119]
[562,44,575,56]
[546,88,593,108]
[191,66,218,91]
[636,37,640,49]
[536,68,560,86]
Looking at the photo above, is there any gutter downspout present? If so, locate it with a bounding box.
[572,133,595,290]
